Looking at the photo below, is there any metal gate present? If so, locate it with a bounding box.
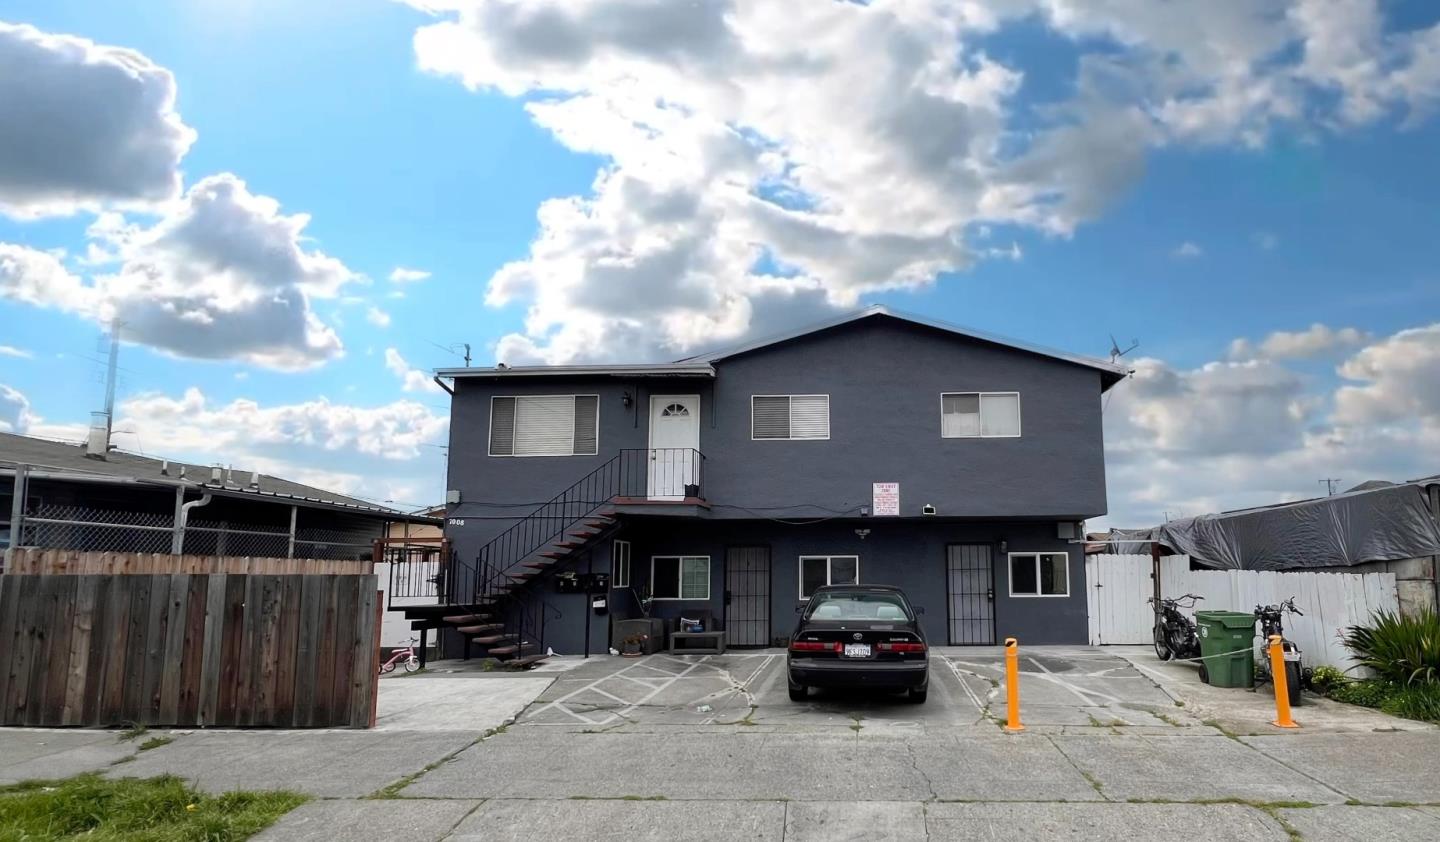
[725,546,770,647]
[947,544,995,645]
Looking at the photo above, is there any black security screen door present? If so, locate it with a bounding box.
[947,544,995,645]
[725,546,770,647]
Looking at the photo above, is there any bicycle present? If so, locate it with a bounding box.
[1149,593,1203,661]
[1253,598,1306,707]
[379,637,422,674]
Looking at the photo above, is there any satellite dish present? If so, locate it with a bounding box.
[1109,334,1139,362]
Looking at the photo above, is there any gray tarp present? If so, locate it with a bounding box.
[1114,482,1440,571]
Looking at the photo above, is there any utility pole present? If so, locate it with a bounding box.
[102,319,120,444]
[1319,478,1342,496]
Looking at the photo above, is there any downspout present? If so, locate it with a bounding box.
[174,492,213,555]
[1430,483,1440,615]
[433,375,454,396]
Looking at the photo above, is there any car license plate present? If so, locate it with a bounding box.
[843,643,871,658]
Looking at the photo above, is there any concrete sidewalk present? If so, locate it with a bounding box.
[5,648,1439,841]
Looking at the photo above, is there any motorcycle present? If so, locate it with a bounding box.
[1149,593,1203,662]
[1254,597,1306,707]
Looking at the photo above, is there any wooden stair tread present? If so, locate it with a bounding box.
[522,561,553,570]
[508,654,551,668]
[540,551,571,559]
[456,624,503,635]
[471,634,517,646]
[583,518,615,528]
[443,614,487,624]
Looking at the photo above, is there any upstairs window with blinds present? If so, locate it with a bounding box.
[751,395,830,440]
[489,395,599,456]
[941,392,1021,438]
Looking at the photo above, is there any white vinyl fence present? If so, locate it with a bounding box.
[1086,554,1399,671]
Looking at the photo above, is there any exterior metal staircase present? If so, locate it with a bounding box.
[386,448,702,666]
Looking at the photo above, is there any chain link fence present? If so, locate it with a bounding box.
[7,503,378,561]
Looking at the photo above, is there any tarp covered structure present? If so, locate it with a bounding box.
[1111,479,1440,571]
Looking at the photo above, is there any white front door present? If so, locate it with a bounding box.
[648,395,700,500]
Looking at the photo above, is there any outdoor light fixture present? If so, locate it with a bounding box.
[1000,540,1008,553]
[622,391,633,408]
[854,528,870,540]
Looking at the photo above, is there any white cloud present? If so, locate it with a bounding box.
[1228,323,1371,361]
[0,345,34,359]
[388,267,431,283]
[385,348,444,393]
[1172,241,1203,259]
[1334,323,1440,425]
[366,306,392,327]
[0,383,33,433]
[110,386,448,461]
[409,0,1440,363]
[2,174,359,369]
[0,22,195,218]
[1101,320,1440,527]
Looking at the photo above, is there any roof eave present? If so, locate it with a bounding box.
[437,364,716,379]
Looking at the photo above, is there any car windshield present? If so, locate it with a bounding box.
[806,592,911,621]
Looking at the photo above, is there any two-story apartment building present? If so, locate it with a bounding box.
[434,307,1126,657]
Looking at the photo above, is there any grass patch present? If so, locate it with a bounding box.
[138,736,174,752]
[0,773,305,841]
[116,723,148,742]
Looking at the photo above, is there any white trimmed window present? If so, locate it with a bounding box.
[799,555,859,599]
[752,395,829,440]
[612,540,631,588]
[650,556,710,600]
[941,392,1021,438]
[1008,552,1069,597]
[489,395,599,456]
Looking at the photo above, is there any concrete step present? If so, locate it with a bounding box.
[507,654,551,669]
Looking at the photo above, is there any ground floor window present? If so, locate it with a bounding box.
[1008,552,1069,597]
[799,555,859,598]
[650,555,710,600]
[612,540,631,588]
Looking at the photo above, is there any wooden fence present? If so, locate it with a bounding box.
[0,573,381,728]
[4,549,373,576]
[1085,554,1399,671]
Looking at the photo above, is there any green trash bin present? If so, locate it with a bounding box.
[1195,611,1256,688]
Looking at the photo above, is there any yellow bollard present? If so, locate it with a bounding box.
[1268,635,1299,729]
[1004,637,1024,732]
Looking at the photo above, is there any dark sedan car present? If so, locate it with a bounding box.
[787,584,929,703]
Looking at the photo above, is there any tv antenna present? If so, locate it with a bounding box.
[1109,334,1139,363]
[1319,478,1342,496]
[428,341,472,367]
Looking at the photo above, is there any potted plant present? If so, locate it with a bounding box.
[621,633,649,657]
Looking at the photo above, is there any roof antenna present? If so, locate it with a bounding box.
[1109,334,1139,363]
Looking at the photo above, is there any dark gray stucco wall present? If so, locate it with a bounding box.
[700,318,1108,519]
[504,516,1088,653]
[444,316,1109,538]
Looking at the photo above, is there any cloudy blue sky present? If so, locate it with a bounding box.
[1,0,1438,524]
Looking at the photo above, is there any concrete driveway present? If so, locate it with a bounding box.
[4,647,1439,841]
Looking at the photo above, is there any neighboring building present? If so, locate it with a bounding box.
[419,306,1126,657]
[1113,477,1440,616]
[1,431,439,565]
[387,505,446,542]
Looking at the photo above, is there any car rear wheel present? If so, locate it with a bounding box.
[907,686,928,704]
[788,684,808,701]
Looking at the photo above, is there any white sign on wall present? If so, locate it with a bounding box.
[872,482,900,516]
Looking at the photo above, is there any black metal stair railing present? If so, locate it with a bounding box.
[474,447,704,599]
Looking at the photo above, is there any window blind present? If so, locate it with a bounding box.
[490,395,598,456]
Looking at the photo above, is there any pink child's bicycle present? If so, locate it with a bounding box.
[379,637,421,674]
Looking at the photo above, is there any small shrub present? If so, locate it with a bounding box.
[1341,609,1440,686]
[1309,665,1346,694]
[1379,683,1440,723]
[1327,679,1394,708]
